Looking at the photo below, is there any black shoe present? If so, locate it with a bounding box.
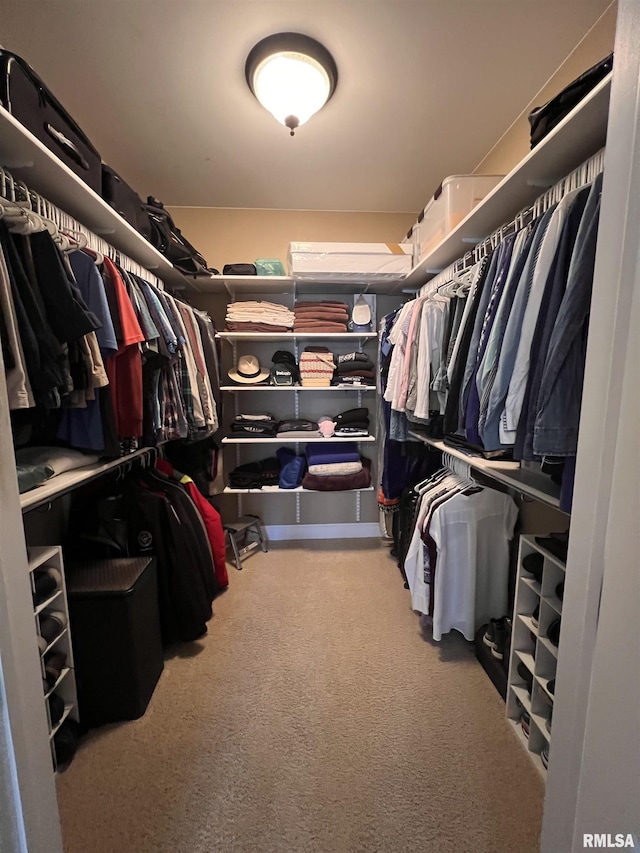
[545,708,553,734]
[517,661,534,696]
[531,603,540,628]
[547,618,561,647]
[522,553,544,583]
[556,581,565,602]
[483,619,496,649]
[491,617,510,660]
[547,678,556,695]
[535,533,569,562]
[520,711,531,738]
[541,743,549,769]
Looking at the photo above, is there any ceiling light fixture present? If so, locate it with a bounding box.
[245,32,338,137]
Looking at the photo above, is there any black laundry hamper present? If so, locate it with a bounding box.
[66,557,164,727]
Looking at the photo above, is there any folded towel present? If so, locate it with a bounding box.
[226,322,291,332]
[302,458,371,491]
[305,442,360,466]
[308,461,363,476]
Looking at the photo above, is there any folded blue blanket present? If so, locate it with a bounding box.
[305,442,360,466]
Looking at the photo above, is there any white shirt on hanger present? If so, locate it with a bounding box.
[384,300,418,409]
[404,473,464,615]
[430,488,518,641]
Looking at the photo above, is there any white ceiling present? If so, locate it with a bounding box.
[0,0,611,213]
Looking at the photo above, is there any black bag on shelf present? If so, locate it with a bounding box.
[222,263,257,276]
[0,50,102,193]
[528,53,613,149]
[101,165,152,241]
[144,197,218,277]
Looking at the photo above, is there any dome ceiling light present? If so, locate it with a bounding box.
[245,32,338,136]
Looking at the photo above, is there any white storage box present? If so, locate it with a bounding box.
[416,175,504,261]
[288,242,413,281]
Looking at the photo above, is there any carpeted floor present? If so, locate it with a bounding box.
[56,539,544,853]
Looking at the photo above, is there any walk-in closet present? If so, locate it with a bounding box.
[0,3,637,853]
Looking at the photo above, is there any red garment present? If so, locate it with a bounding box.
[156,459,229,588]
[102,257,145,437]
[183,480,228,588]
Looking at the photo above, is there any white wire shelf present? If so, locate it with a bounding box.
[407,433,562,509]
[220,385,375,392]
[217,331,378,340]
[0,105,190,292]
[404,73,611,287]
[221,435,375,444]
[223,486,375,494]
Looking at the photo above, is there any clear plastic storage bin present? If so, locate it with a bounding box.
[416,174,504,261]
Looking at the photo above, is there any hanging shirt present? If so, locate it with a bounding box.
[476,225,533,439]
[0,243,35,409]
[102,257,145,439]
[500,187,585,444]
[403,473,463,614]
[430,488,518,641]
[69,251,118,355]
[481,207,557,450]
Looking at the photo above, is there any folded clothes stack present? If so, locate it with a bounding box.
[332,352,376,386]
[293,301,350,333]
[332,407,370,437]
[302,442,371,491]
[225,300,294,332]
[276,419,320,438]
[229,413,279,438]
[299,347,335,387]
[228,457,281,489]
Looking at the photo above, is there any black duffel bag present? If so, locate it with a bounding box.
[0,50,102,193]
[101,165,152,241]
[528,53,613,149]
[144,197,218,277]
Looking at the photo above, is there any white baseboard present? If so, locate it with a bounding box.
[264,523,381,541]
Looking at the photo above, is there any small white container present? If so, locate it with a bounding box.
[416,175,504,261]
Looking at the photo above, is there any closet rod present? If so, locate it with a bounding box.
[0,165,164,290]
[418,146,606,299]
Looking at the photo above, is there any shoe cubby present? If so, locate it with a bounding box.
[506,533,568,781]
[28,546,79,772]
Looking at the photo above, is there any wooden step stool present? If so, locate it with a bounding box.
[224,515,268,571]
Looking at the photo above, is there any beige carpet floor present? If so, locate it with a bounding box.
[56,539,544,853]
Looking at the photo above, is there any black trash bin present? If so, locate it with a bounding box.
[66,557,163,727]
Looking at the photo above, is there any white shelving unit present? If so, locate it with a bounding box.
[20,447,154,514]
[404,73,612,287]
[406,433,563,509]
[28,546,78,773]
[220,385,375,393]
[222,435,375,444]
[506,535,566,782]
[0,105,191,292]
[202,274,409,296]
[218,332,378,341]
[220,308,378,512]
[223,485,375,494]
